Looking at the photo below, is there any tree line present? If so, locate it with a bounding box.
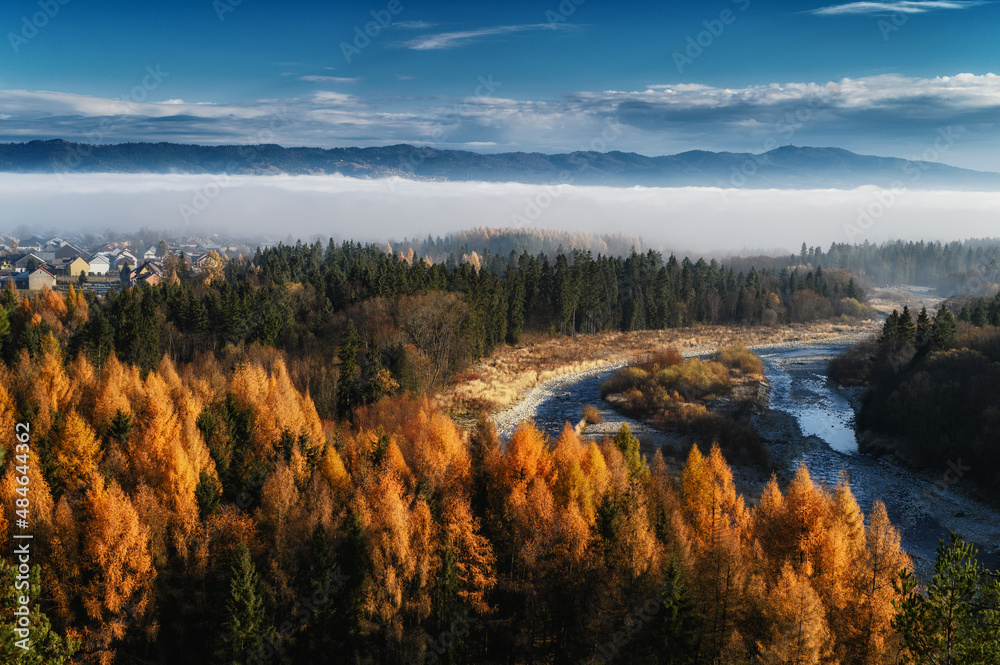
[830,303,1000,504]
[793,238,1000,295]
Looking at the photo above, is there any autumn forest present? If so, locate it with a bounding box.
[1,238,999,665]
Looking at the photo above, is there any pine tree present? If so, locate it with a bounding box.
[294,524,345,664]
[915,306,932,349]
[0,562,78,665]
[971,301,988,327]
[894,533,1000,665]
[361,338,383,405]
[647,560,699,665]
[880,310,901,346]
[195,470,223,518]
[337,320,360,419]
[899,306,915,343]
[216,543,267,665]
[612,422,644,479]
[931,305,957,348]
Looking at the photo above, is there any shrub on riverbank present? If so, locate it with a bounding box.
[601,346,767,465]
[827,338,878,385]
[581,404,603,424]
[600,353,731,406]
[712,343,764,376]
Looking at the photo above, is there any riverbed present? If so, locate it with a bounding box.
[491,339,1000,580]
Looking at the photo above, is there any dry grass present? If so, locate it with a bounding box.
[439,321,878,416]
[867,285,942,316]
[712,343,765,378]
[581,404,603,425]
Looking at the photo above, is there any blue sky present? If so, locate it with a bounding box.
[3,0,1000,169]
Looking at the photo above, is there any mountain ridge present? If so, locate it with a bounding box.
[1,139,998,190]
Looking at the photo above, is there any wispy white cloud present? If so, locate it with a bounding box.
[808,0,987,16]
[395,23,572,50]
[298,75,360,83]
[391,20,436,29]
[0,89,268,119]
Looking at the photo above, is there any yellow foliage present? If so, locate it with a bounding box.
[552,424,594,523]
[50,478,156,665]
[54,410,103,489]
[757,564,834,665]
[320,444,352,496]
[500,420,551,491]
[129,371,200,550]
[91,353,136,434]
[356,468,437,631]
[712,343,765,376]
[440,494,496,615]
[397,407,470,495]
[0,379,17,458]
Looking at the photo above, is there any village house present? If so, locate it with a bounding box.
[6,266,57,291]
[88,254,111,275]
[60,255,91,278]
[13,253,46,270]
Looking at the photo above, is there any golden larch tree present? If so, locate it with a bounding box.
[129,370,200,554]
[53,410,103,490]
[48,477,156,665]
[756,563,835,665]
[846,500,911,665]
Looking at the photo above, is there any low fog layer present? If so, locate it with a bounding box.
[4,173,997,252]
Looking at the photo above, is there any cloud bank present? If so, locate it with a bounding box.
[2,174,998,253]
[2,72,1000,170]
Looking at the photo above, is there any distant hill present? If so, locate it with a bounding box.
[3,139,999,190]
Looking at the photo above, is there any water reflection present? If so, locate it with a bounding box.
[758,345,858,454]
